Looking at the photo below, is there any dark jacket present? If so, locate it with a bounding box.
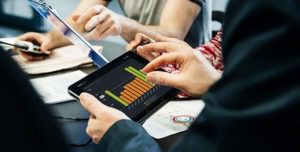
[0,49,68,151]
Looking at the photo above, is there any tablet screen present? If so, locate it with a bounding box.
[69,52,178,122]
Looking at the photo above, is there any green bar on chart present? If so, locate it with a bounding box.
[125,67,154,86]
[128,66,146,78]
[105,90,129,106]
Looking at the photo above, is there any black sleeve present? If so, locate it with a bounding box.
[170,0,300,151]
[96,120,160,152]
[0,49,69,151]
[189,0,205,7]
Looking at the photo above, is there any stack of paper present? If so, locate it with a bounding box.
[30,71,87,104]
[143,100,205,139]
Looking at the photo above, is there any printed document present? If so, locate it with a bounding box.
[143,100,205,139]
[30,71,87,104]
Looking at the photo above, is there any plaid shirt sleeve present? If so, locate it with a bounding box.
[176,30,224,98]
[195,30,224,72]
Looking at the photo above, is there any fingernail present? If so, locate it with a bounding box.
[147,73,157,83]
[94,6,102,14]
[137,46,144,50]
[140,68,146,73]
[80,92,89,103]
[86,24,92,31]
[77,17,83,24]
[136,46,143,52]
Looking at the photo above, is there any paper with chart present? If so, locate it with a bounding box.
[30,70,87,104]
[143,100,205,139]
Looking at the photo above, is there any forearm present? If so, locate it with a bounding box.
[120,18,186,42]
[97,120,160,152]
[120,0,200,42]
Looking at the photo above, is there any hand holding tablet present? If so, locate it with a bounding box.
[68,51,179,123]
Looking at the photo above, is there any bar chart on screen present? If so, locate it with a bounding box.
[82,57,176,119]
[104,66,160,108]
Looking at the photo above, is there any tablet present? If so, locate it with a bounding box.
[68,51,179,123]
[27,0,108,67]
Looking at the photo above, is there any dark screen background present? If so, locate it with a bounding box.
[83,57,172,119]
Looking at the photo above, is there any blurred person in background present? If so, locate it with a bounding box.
[17,0,211,61]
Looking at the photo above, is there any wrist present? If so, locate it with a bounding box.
[120,16,138,42]
[192,49,222,95]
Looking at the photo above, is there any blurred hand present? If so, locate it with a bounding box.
[76,5,123,41]
[140,41,221,97]
[79,93,129,144]
[16,30,71,61]
[16,32,53,61]
[127,33,155,51]
[134,35,191,61]
[156,36,191,47]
